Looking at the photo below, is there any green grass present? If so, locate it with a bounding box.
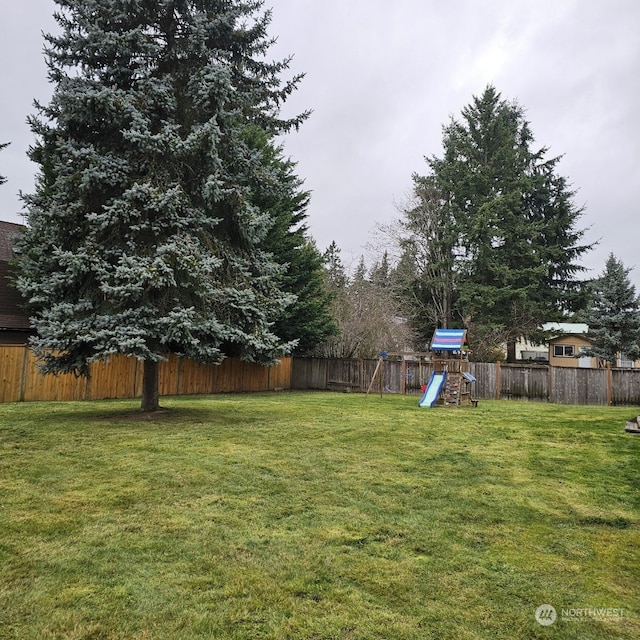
[0,393,639,639]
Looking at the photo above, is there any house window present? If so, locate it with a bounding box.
[554,344,575,357]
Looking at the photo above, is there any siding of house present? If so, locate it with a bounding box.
[548,335,594,368]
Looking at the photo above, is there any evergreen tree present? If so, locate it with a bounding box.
[16,0,307,411]
[323,241,347,289]
[277,238,337,354]
[249,130,336,354]
[352,255,368,290]
[582,254,640,366]
[369,251,391,289]
[429,86,591,361]
[314,242,350,357]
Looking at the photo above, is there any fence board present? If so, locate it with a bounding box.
[158,354,181,397]
[291,358,327,390]
[289,357,640,407]
[242,362,269,393]
[404,360,431,394]
[89,356,139,400]
[268,359,292,391]
[177,358,215,395]
[468,363,497,400]
[0,346,25,402]
[22,350,87,402]
[499,364,548,401]
[552,367,578,405]
[611,369,640,406]
[328,358,363,391]
[551,367,608,405]
[0,346,291,403]
[211,358,240,393]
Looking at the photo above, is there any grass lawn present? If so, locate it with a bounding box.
[0,392,639,639]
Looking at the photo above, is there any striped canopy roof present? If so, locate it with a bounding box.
[430,328,467,351]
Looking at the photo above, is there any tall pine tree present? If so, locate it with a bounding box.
[429,86,591,360]
[17,0,308,411]
[246,128,337,354]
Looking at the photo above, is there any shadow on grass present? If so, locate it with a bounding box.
[105,407,203,423]
[11,400,224,428]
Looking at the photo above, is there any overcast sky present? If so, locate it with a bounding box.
[1,0,639,287]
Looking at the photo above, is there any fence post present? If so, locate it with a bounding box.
[495,361,501,400]
[607,364,613,406]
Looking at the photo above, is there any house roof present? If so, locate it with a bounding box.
[0,220,31,332]
[543,322,589,335]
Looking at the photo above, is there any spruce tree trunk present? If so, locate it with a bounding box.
[141,360,160,412]
[507,339,517,363]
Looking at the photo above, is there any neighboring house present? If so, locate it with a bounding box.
[0,220,32,345]
[545,323,594,368]
[516,338,548,362]
[514,322,589,364]
[517,321,639,369]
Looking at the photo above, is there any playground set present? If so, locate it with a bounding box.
[418,328,476,407]
[367,328,477,407]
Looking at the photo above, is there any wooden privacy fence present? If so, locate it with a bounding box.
[0,345,291,403]
[292,357,640,406]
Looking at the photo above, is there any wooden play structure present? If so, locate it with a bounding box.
[418,328,477,407]
[365,329,477,406]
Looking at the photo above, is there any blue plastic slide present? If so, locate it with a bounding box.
[418,371,446,407]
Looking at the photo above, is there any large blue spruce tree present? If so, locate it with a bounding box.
[582,254,640,366]
[17,0,308,410]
